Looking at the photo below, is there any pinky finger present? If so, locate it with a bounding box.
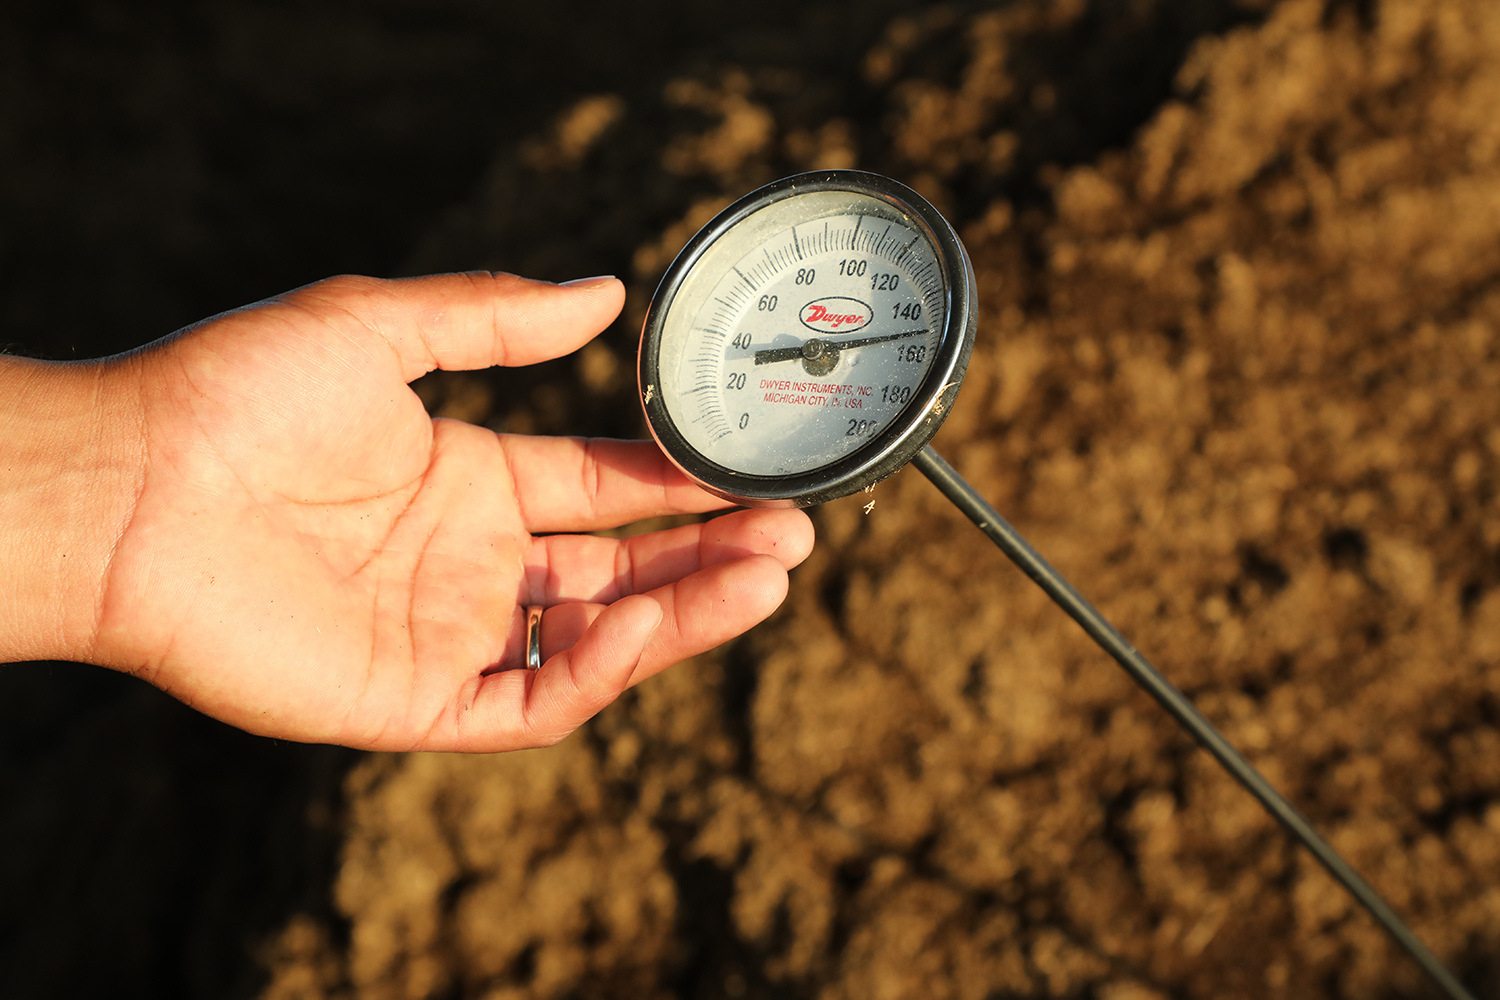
[520,594,663,745]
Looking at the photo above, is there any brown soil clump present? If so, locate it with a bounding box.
[270,1,1500,998]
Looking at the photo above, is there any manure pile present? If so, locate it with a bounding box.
[263,2,1500,998]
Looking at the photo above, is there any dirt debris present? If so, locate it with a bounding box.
[262,2,1500,998]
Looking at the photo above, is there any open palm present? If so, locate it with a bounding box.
[91,273,812,751]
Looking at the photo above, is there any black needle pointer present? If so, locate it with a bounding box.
[753,328,927,365]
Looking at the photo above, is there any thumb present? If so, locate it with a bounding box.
[281,272,625,382]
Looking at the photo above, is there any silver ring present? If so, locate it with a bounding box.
[525,606,544,671]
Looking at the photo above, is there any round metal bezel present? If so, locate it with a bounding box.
[638,170,977,508]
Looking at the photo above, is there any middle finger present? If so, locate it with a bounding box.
[522,507,812,605]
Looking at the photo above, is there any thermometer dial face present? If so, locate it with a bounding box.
[639,171,976,507]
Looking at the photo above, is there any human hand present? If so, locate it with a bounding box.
[0,273,812,751]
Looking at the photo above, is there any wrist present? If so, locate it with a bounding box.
[0,355,145,664]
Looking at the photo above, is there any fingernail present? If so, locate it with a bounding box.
[561,275,616,288]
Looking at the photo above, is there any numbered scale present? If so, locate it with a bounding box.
[636,170,1473,1000]
[638,170,975,506]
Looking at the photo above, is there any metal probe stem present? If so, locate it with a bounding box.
[912,445,1474,1000]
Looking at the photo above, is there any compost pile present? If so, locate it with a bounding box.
[9,0,1500,997]
[246,1,1500,997]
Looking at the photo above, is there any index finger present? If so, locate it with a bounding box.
[498,435,732,533]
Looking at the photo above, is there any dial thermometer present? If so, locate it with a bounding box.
[637,171,1473,1000]
[638,170,976,507]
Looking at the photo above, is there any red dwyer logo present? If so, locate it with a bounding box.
[799,296,873,334]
